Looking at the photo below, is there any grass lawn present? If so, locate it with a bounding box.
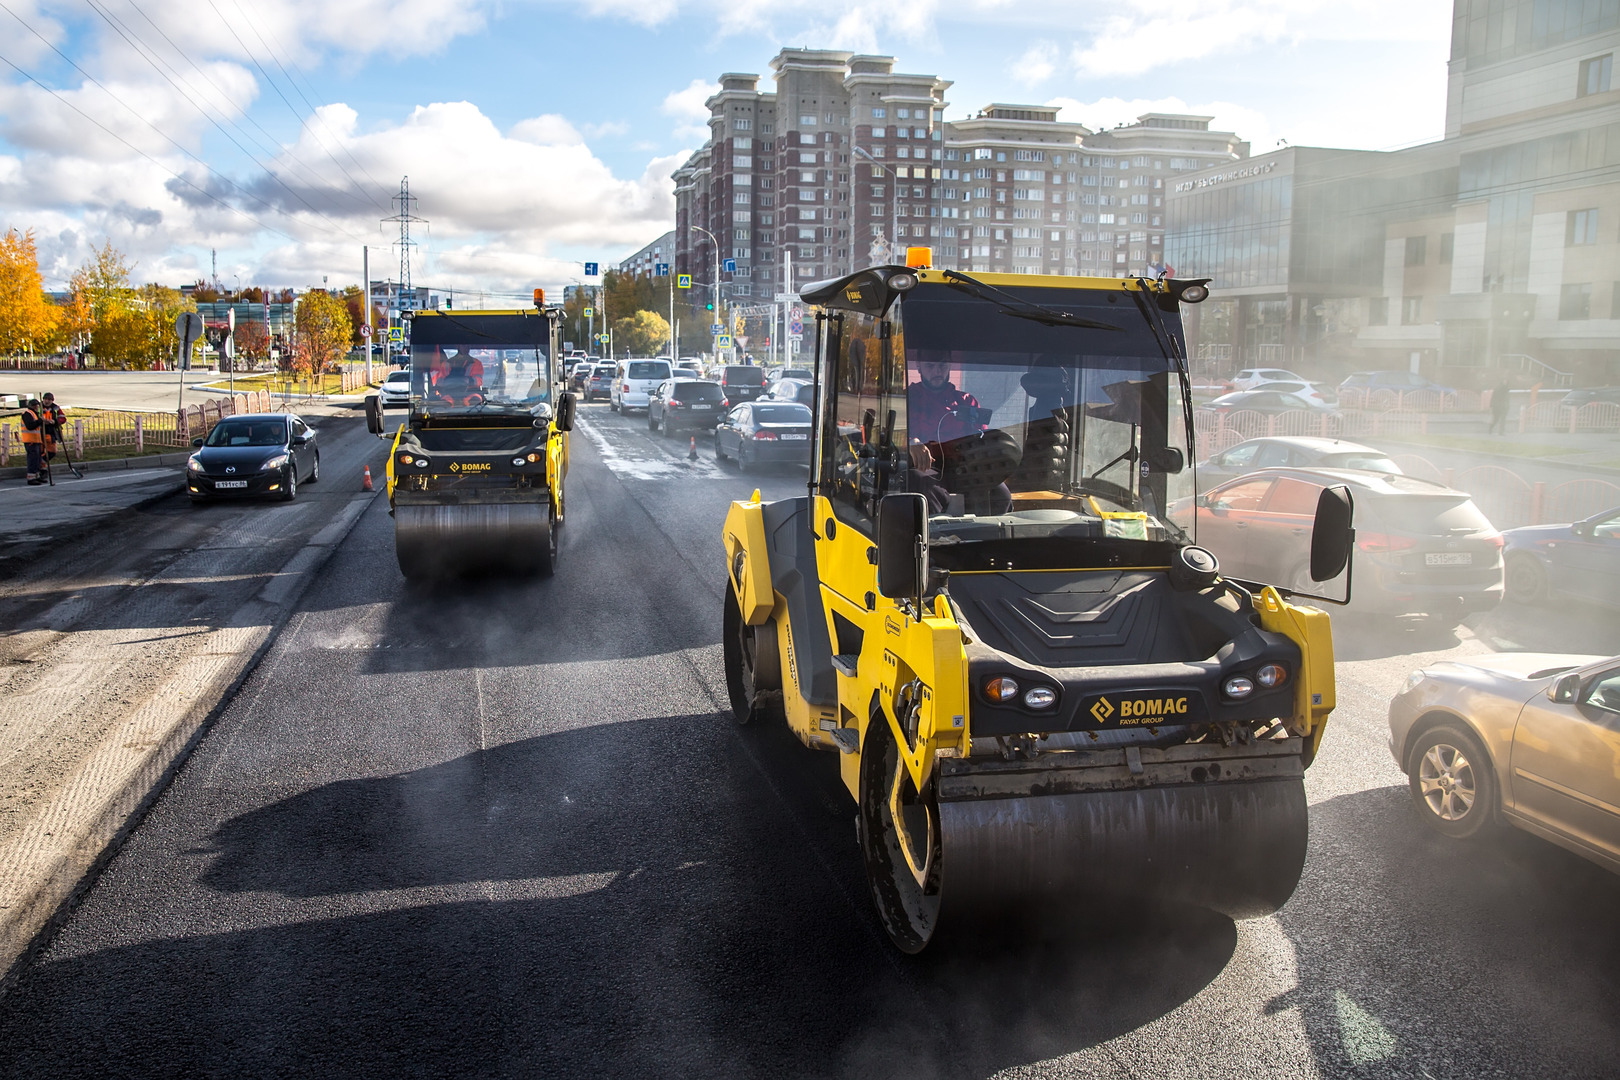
[196,370,381,397]
[1397,432,1620,470]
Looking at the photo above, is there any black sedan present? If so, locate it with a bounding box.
[714,402,812,470]
[186,413,319,503]
[1503,506,1620,609]
[648,379,727,435]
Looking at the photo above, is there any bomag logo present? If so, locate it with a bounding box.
[448,461,490,472]
[1091,694,1191,725]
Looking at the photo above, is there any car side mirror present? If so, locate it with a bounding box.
[555,393,576,433]
[1194,493,1210,508]
[191,436,204,448]
[1549,673,1581,704]
[1310,485,1355,582]
[1571,520,1593,538]
[876,493,927,601]
[364,395,383,436]
[292,434,309,446]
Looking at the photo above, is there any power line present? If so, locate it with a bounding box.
[0,48,301,244]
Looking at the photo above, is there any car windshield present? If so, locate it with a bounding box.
[724,366,765,385]
[385,371,409,384]
[753,404,811,423]
[408,342,550,413]
[628,361,670,380]
[205,420,285,447]
[676,382,724,401]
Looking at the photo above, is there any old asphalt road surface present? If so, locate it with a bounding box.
[0,402,1616,1078]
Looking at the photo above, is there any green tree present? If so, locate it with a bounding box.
[612,309,671,356]
[292,290,352,376]
[0,228,61,357]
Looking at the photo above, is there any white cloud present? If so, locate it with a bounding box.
[661,78,719,142]
[1013,43,1057,87]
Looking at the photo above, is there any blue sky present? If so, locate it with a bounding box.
[0,0,1453,297]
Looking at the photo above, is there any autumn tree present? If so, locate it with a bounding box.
[234,319,270,365]
[613,309,671,356]
[291,290,352,376]
[0,228,62,357]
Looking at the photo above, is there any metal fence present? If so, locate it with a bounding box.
[1386,455,1620,530]
[0,390,274,466]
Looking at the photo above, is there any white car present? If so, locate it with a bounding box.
[611,357,673,414]
[1233,367,1310,392]
[379,368,411,408]
[1388,653,1620,874]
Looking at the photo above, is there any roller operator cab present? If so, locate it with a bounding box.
[365,308,576,579]
[721,264,1356,952]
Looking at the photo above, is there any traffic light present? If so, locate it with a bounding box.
[705,301,714,311]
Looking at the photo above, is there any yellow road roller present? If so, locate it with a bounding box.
[367,304,574,579]
[721,258,1356,951]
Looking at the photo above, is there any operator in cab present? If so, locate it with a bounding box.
[429,347,486,405]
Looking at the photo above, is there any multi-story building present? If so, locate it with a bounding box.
[669,50,1242,297]
[617,230,676,277]
[1168,0,1620,387]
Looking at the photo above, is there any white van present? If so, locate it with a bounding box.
[611,357,674,414]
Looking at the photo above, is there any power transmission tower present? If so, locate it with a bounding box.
[381,176,427,314]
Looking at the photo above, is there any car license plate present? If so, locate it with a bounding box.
[691,404,711,410]
[782,433,808,440]
[1425,552,1472,566]
[215,480,248,489]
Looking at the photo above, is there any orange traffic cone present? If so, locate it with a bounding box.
[688,435,698,461]
[362,464,374,491]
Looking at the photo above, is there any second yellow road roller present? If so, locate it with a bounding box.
[721,256,1356,951]
[367,303,574,579]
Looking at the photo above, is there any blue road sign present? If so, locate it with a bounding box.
[584,262,599,276]
[676,274,692,289]
[655,263,669,276]
[710,323,722,335]
[723,259,736,273]
[790,319,804,335]
[716,334,733,348]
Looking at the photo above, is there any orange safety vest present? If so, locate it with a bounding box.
[18,408,42,444]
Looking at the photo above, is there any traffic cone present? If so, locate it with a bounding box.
[362,464,374,491]
[688,435,698,461]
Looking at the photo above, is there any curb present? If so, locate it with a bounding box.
[0,490,381,995]
[0,452,190,482]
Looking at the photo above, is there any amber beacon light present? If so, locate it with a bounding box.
[905,247,933,269]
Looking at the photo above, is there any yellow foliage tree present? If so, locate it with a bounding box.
[612,309,671,357]
[0,228,61,357]
[292,290,352,377]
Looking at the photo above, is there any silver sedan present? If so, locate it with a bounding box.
[1388,653,1620,874]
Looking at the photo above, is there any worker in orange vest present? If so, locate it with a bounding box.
[19,398,46,484]
[41,392,66,466]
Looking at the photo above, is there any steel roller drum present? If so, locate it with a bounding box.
[937,778,1308,919]
[395,503,550,578]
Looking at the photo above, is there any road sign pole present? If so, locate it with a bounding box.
[363,245,372,384]
[226,306,236,398]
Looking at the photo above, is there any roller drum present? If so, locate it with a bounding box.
[938,778,1307,920]
[395,502,552,578]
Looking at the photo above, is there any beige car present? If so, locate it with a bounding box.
[1388,653,1620,873]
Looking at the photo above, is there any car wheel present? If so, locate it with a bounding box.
[714,432,726,461]
[1504,553,1546,605]
[648,410,658,431]
[308,452,320,484]
[281,465,298,502]
[1407,723,1497,840]
[738,446,752,473]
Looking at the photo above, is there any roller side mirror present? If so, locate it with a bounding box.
[1310,485,1355,582]
[364,395,383,436]
[1150,447,1184,474]
[555,393,576,433]
[876,493,927,601]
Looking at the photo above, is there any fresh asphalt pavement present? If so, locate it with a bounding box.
[0,401,1616,1078]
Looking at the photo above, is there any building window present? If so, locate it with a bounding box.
[1560,282,1592,320]
[799,115,817,125]
[760,122,773,134]
[872,107,885,119]
[1368,297,1388,325]
[1568,209,1600,246]
[1579,54,1613,97]
[734,192,750,204]
[1404,235,1427,266]
[1401,297,1423,324]
[733,118,751,131]
[1439,232,1454,263]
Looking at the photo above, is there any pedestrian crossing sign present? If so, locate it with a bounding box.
[716,334,733,348]
[388,328,404,343]
[677,274,692,289]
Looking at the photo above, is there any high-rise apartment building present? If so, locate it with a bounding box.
[669,50,1245,298]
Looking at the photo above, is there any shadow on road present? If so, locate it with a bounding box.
[0,715,1238,1079]
[1276,786,1620,1077]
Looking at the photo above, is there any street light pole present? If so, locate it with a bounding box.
[689,224,723,363]
[852,146,896,265]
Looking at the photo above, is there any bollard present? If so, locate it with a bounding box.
[134,414,144,453]
[689,435,698,461]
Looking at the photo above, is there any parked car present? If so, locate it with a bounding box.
[1339,370,1457,401]
[1502,506,1620,609]
[1200,389,1337,415]
[762,377,815,409]
[1185,467,1503,621]
[648,378,728,435]
[718,364,767,403]
[714,401,814,470]
[1244,380,1334,407]
[765,366,813,386]
[1198,437,1401,487]
[186,413,319,503]
[586,363,616,401]
[611,357,673,414]
[1387,652,1620,875]
[1232,367,1309,392]
[1560,387,1620,409]
[379,368,412,408]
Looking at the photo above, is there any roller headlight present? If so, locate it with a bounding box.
[984,676,1019,703]
[512,457,526,466]
[1223,676,1254,699]
[888,271,918,291]
[415,458,428,467]
[1022,686,1058,710]
[1255,663,1288,689]
[1179,283,1209,303]
[261,454,289,470]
